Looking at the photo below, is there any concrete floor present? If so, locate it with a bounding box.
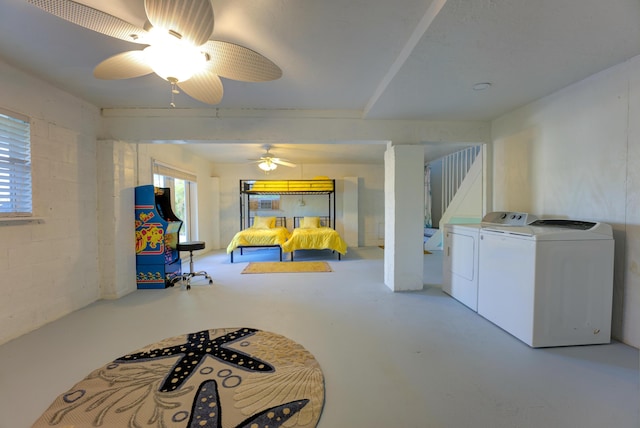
[0,247,638,427]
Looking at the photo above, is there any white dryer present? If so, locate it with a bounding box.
[443,212,538,311]
[443,223,482,310]
[477,220,615,347]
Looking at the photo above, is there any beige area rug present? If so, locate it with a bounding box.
[242,261,332,274]
[33,328,325,428]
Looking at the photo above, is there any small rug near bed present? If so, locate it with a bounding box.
[242,261,332,274]
[33,328,325,428]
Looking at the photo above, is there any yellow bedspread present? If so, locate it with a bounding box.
[226,227,292,253]
[281,227,348,255]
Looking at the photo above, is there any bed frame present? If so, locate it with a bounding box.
[239,179,336,230]
[229,216,287,263]
[233,179,338,262]
[293,216,333,229]
[291,216,341,260]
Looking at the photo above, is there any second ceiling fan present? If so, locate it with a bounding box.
[251,145,296,172]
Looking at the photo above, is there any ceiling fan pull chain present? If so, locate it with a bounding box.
[169,78,180,108]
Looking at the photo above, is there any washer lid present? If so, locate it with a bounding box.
[528,219,598,230]
[482,220,613,240]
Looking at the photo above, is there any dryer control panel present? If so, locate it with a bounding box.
[481,211,538,226]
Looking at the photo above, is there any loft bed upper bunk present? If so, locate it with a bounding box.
[241,179,335,193]
[227,178,345,262]
[239,179,336,230]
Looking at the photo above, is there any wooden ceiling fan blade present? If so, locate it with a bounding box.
[94,51,153,80]
[26,0,148,44]
[177,70,223,105]
[202,41,282,82]
[144,0,214,46]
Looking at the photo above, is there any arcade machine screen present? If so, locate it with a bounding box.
[155,187,182,251]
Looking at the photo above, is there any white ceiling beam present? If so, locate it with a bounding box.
[363,0,448,118]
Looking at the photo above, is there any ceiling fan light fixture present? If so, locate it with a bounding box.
[258,160,278,172]
[143,41,206,83]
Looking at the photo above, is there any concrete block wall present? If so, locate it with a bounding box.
[0,59,102,344]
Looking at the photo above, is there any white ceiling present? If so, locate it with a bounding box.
[1,0,639,164]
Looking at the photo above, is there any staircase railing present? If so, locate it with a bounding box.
[441,146,481,217]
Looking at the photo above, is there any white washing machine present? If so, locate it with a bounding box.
[443,212,538,311]
[477,219,615,348]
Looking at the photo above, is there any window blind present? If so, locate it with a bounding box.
[0,108,32,217]
[152,160,197,182]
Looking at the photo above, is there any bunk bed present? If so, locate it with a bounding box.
[227,216,289,262]
[229,178,345,262]
[282,216,347,260]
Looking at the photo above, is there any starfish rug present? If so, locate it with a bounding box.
[33,328,325,428]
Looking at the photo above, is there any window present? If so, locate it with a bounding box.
[259,199,274,210]
[152,160,197,242]
[0,109,32,217]
[249,195,280,211]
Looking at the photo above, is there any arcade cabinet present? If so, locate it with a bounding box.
[134,185,183,288]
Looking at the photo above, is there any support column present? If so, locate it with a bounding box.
[210,177,221,249]
[384,144,425,291]
[343,176,359,247]
[97,140,137,299]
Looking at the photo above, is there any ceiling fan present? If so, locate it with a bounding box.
[25,0,282,106]
[251,145,296,172]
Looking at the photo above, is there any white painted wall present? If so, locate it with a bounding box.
[0,59,101,344]
[492,55,640,347]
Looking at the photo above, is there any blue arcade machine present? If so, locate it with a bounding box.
[134,185,183,288]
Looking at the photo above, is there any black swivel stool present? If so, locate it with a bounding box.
[176,241,213,290]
